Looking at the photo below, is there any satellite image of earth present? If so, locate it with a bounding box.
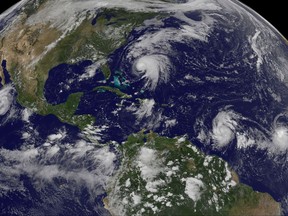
[0,0,288,215]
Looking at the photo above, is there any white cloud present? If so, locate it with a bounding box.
[166,201,172,207]
[272,127,288,152]
[81,124,109,142]
[134,99,155,121]
[0,85,14,116]
[145,179,165,193]
[125,178,131,187]
[18,0,221,72]
[131,192,142,206]
[25,0,221,31]
[165,119,177,128]
[22,108,33,122]
[236,132,255,149]
[46,145,60,158]
[127,99,163,131]
[144,202,159,213]
[47,132,64,141]
[233,124,288,155]
[184,177,204,202]
[249,30,263,72]
[79,59,106,81]
[211,110,239,148]
[133,54,171,90]
[127,12,215,90]
[0,138,117,196]
[0,0,30,34]
[137,147,161,181]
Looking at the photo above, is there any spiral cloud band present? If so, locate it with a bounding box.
[0,85,14,116]
[134,54,171,90]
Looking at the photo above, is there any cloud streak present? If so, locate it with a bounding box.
[0,137,117,199]
[211,110,239,148]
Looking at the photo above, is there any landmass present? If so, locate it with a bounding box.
[0,0,157,128]
[104,132,281,216]
[93,86,132,99]
[0,2,282,215]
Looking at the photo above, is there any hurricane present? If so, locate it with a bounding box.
[0,85,15,116]
[133,54,171,90]
[0,0,288,214]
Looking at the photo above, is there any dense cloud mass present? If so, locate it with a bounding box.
[1,0,288,214]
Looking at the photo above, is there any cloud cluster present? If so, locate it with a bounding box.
[0,85,14,116]
[133,54,171,90]
[25,0,221,29]
[272,127,288,152]
[207,109,288,155]
[211,110,239,148]
[0,137,117,196]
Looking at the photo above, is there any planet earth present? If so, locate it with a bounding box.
[0,0,288,215]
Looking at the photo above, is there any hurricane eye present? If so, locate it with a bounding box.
[133,54,172,90]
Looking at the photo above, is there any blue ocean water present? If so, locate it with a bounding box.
[2,8,288,215]
[42,15,288,208]
[44,60,106,105]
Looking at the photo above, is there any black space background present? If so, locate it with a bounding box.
[0,0,286,38]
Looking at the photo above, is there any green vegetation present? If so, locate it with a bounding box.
[43,93,95,130]
[105,132,280,216]
[12,8,159,129]
[31,8,157,103]
[101,64,111,80]
[93,86,131,98]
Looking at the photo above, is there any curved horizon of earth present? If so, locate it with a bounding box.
[0,0,287,215]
